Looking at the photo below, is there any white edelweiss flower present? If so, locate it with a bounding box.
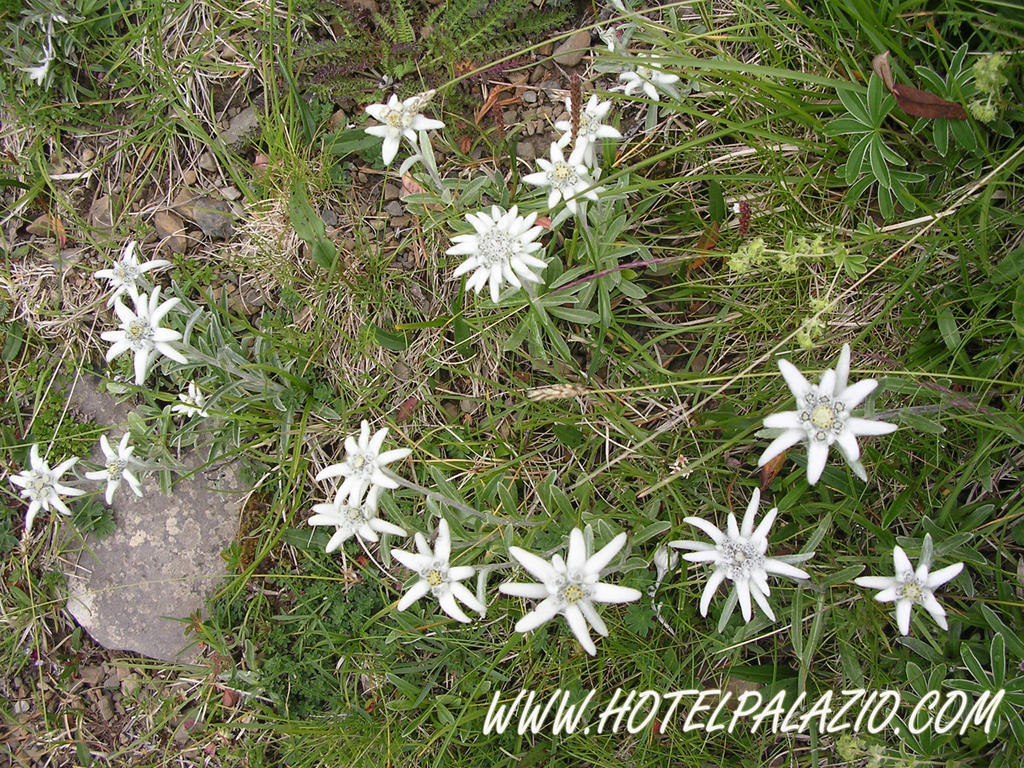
[523,142,603,216]
[447,205,547,302]
[364,91,445,166]
[854,535,964,636]
[393,518,484,623]
[171,381,209,419]
[8,444,84,533]
[554,95,623,168]
[756,344,898,485]
[84,434,143,505]
[94,241,171,308]
[616,56,680,101]
[500,528,641,656]
[100,287,186,386]
[669,488,811,624]
[309,486,406,552]
[315,420,412,505]
[20,33,54,87]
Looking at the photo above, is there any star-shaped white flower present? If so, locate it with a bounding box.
[522,142,602,216]
[554,95,623,168]
[447,205,547,302]
[20,35,54,87]
[616,56,680,101]
[669,489,811,623]
[100,287,187,385]
[500,528,641,656]
[315,420,412,504]
[393,518,484,623]
[84,434,143,505]
[171,381,209,418]
[364,91,445,166]
[94,241,171,308]
[8,444,84,533]
[854,536,964,636]
[756,344,898,485]
[309,486,406,552]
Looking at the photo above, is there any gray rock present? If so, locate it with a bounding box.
[219,106,260,150]
[516,141,536,162]
[189,196,235,240]
[64,375,244,663]
[553,30,591,67]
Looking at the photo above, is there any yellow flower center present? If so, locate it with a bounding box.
[810,404,834,429]
[563,584,584,604]
[427,569,443,587]
[125,319,148,341]
[901,582,923,602]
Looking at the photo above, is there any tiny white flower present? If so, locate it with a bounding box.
[523,142,602,216]
[616,56,680,101]
[94,241,171,308]
[364,91,445,166]
[447,205,547,302]
[315,420,412,505]
[309,486,406,552]
[669,489,811,623]
[84,434,143,505]
[757,344,898,485]
[500,528,641,656]
[554,95,623,167]
[393,518,484,623]
[171,382,209,419]
[598,26,622,54]
[100,287,187,386]
[855,535,964,636]
[20,34,54,87]
[8,444,84,533]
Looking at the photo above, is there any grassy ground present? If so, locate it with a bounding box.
[2,0,1023,766]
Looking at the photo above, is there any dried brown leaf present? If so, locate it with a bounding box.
[892,84,967,119]
[759,451,788,491]
[872,49,967,120]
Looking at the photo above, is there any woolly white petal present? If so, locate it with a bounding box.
[397,579,430,611]
[564,604,597,655]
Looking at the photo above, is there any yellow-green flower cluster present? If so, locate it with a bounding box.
[968,53,1009,123]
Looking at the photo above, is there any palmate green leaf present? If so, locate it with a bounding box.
[869,138,892,188]
[950,118,978,151]
[846,174,874,205]
[837,86,870,124]
[877,182,895,220]
[823,117,871,136]
[878,138,907,167]
[845,133,873,183]
[867,72,885,121]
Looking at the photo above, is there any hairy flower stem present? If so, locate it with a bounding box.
[570,73,582,144]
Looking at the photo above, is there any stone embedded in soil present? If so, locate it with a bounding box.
[153,210,187,254]
[89,196,113,230]
[218,106,260,150]
[188,195,235,240]
[553,30,591,67]
[63,374,244,664]
[516,141,537,162]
